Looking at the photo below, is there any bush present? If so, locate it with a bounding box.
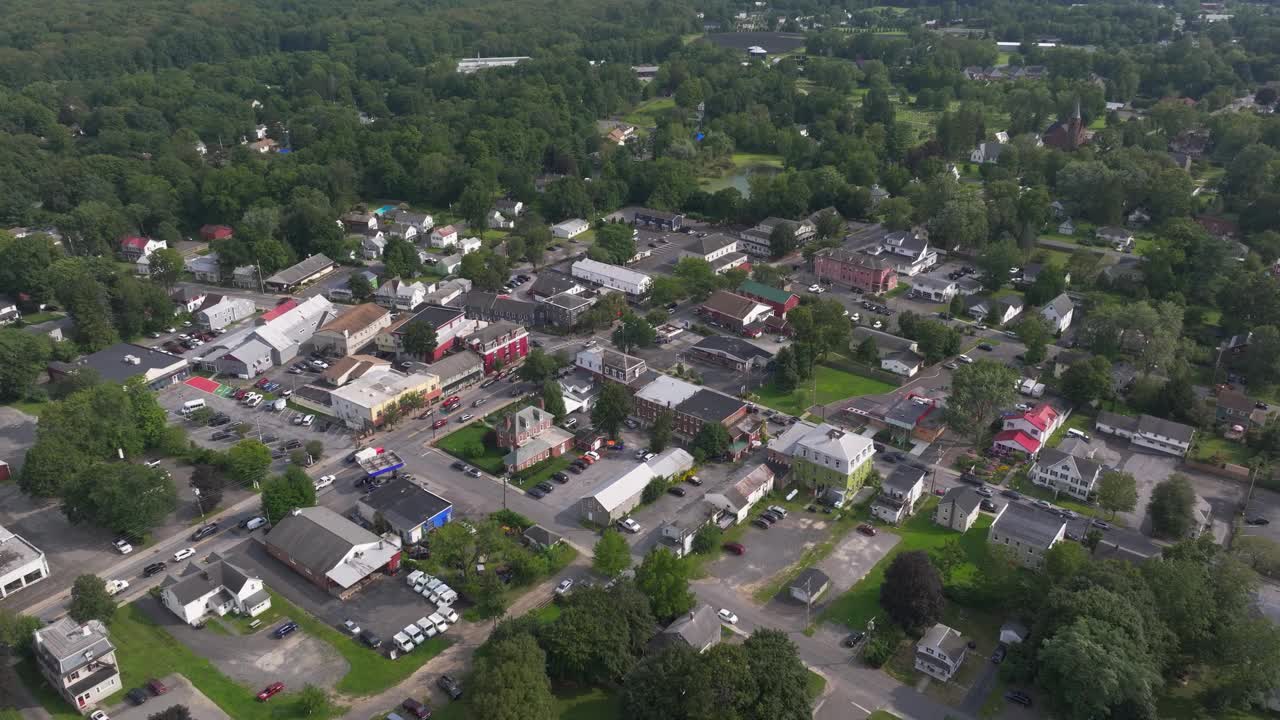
[641,476,668,504]
[691,525,722,554]
[863,625,905,668]
[492,508,534,530]
[466,441,487,459]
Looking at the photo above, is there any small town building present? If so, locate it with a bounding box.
[988,502,1066,568]
[814,249,898,294]
[870,465,926,524]
[263,254,337,293]
[687,335,773,371]
[159,555,271,626]
[788,568,831,604]
[465,321,529,374]
[48,343,189,391]
[551,218,590,239]
[0,524,49,599]
[915,623,968,681]
[705,464,775,524]
[33,618,122,713]
[652,605,721,654]
[329,367,440,429]
[265,506,402,598]
[699,290,774,335]
[498,406,575,472]
[935,487,983,532]
[356,477,452,545]
[1095,411,1195,457]
[312,303,392,357]
[571,258,652,295]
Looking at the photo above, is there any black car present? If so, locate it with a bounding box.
[438,675,463,700]
[552,472,570,484]
[528,487,546,499]
[752,518,771,530]
[668,486,687,497]
[143,561,167,577]
[1005,691,1032,707]
[980,499,998,512]
[261,434,279,444]
[284,439,302,450]
[360,630,383,649]
[273,621,299,639]
[1246,516,1271,526]
[761,511,782,523]
[978,343,994,351]
[1000,489,1021,499]
[126,688,149,706]
[535,481,555,493]
[208,415,231,426]
[568,465,584,474]
[211,431,234,441]
[190,523,219,541]
[271,449,287,459]
[991,643,1008,663]
[841,631,865,648]
[451,461,466,471]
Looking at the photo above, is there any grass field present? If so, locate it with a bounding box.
[1190,434,1255,466]
[621,96,676,127]
[3,398,46,418]
[511,455,574,491]
[753,363,895,416]
[436,424,507,474]
[820,502,993,631]
[19,311,64,325]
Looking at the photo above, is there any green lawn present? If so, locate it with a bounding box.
[820,502,993,631]
[436,424,507,474]
[14,658,90,720]
[19,311,64,324]
[805,669,827,700]
[1044,412,1094,448]
[868,712,903,720]
[2,398,46,418]
[432,685,621,720]
[511,455,574,491]
[1190,434,1255,466]
[728,152,784,168]
[621,96,676,127]
[753,363,895,416]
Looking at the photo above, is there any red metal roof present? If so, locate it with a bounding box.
[261,299,299,322]
[121,236,149,250]
[993,430,1039,453]
[1020,403,1058,432]
[200,224,233,240]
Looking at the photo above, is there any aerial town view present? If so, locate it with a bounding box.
[1,0,1280,719]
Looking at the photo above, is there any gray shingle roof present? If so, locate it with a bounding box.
[883,464,926,494]
[360,477,452,531]
[265,254,335,286]
[941,486,980,516]
[692,335,774,363]
[161,555,256,605]
[659,604,721,650]
[1035,447,1100,481]
[1136,414,1195,444]
[991,502,1065,549]
[266,506,382,575]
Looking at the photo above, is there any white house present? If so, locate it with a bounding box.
[967,296,1024,325]
[705,465,775,524]
[1095,411,1194,457]
[992,403,1062,457]
[871,465,926,524]
[487,209,515,230]
[881,350,924,377]
[909,274,958,302]
[374,278,428,312]
[390,210,433,233]
[360,232,387,259]
[1097,226,1134,250]
[880,230,937,275]
[571,258,652,295]
[158,555,272,626]
[915,623,968,681]
[1040,293,1074,334]
[1030,447,1102,502]
[552,218,590,239]
[430,224,460,248]
[459,236,483,255]
[119,236,167,262]
[681,233,739,264]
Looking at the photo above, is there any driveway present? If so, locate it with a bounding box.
[101,673,231,720]
[136,594,348,692]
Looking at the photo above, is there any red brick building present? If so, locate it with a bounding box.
[391,305,468,362]
[632,375,752,448]
[465,321,529,373]
[498,406,575,472]
[814,249,898,294]
[736,280,799,317]
[199,224,234,241]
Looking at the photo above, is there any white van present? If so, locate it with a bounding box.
[1067,428,1091,441]
[404,624,425,645]
[393,632,416,653]
[435,587,459,606]
[427,612,450,633]
[244,517,267,531]
[301,414,315,427]
[406,570,425,588]
[414,617,439,638]
[181,399,206,415]
[247,395,263,408]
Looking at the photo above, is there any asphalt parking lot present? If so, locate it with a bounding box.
[104,673,232,720]
[1241,486,1280,545]
[228,539,454,658]
[136,592,348,692]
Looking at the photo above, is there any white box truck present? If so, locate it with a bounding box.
[414,617,438,639]
[393,632,416,653]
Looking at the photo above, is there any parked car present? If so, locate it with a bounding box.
[402,698,432,719]
[458,414,474,423]
[1004,691,1032,707]
[752,518,771,530]
[686,475,703,486]
[857,524,877,537]
[146,678,169,696]
[173,547,196,561]
[957,354,974,364]
[257,682,285,702]
[527,487,546,499]
[535,481,555,493]
[342,619,361,635]
[1000,489,1020,499]
[105,579,130,596]
[617,517,641,533]
[552,472,570,483]
[360,630,383,649]
[143,561,166,577]
[991,643,1008,664]
[717,608,739,624]
[980,499,998,512]
[89,711,110,720]
[554,578,574,596]
[975,486,994,498]
[842,631,866,648]
[437,675,463,700]
[668,486,687,497]
[767,505,788,518]
[125,688,149,706]
[113,538,133,554]
[1246,516,1270,526]
[723,542,746,555]
[1091,519,1112,530]
[273,621,299,639]
[432,418,448,429]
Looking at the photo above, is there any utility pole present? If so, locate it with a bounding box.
[193,488,206,522]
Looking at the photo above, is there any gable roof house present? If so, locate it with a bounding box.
[1216,389,1268,429]
[915,623,969,682]
[699,290,774,336]
[185,253,223,283]
[970,141,1005,165]
[681,233,746,274]
[909,274,958,303]
[497,406,575,472]
[487,209,515,230]
[390,209,434,234]
[879,230,938,275]
[311,303,393,357]
[705,464,776,525]
[988,502,1066,568]
[871,465,927,525]
[1040,293,1074,334]
[373,277,429,312]
[769,421,876,493]
[788,568,831,604]
[119,235,166,262]
[992,403,1062,457]
[195,295,256,331]
[159,555,271,626]
[736,280,799,317]
[1031,447,1102,502]
[935,486,985,532]
[1097,226,1134,250]
[429,224,460,248]
[687,335,773,372]
[360,232,387,259]
[265,506,402,598]
[264,254,337,292]
[652,605,721,654]
[1095,411,1195,457]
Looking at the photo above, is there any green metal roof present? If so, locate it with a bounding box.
[738,280,795,306]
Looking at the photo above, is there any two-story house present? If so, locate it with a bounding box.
[736,280,799,318]
[159,555,272,626]
[1097,226,1134,250]
[935,486,984,532]
[871,465,926,524]
[1040,293,1074,334]
[1095,411,1195,457]
[33,618,123,712]
[429,224,460,248]
[576,347,648,385]
[498,405,575,472]
[119,236,166,262]
[879,230,937,276]
[681,234,747,274]
[915,623,968,682]
[966,295,1024,325]
[340,211,378,234]
[373,277,429,312]
[1031,447,1102,502]
[699,290,774,336]
[311,303,393,357]
[988,502,1066,568]
[992,403,1062,457]
[909,274,958,303]
[1215,389,1268,429]
[632,375,751,450]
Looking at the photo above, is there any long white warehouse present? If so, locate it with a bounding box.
[571,258,652,296]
